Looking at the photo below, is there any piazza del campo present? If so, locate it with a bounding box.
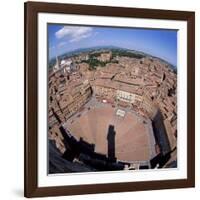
[48,47,177,173]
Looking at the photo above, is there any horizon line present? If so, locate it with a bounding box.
[48,45,176,67]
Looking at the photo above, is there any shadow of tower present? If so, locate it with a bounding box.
[107,125,116,162]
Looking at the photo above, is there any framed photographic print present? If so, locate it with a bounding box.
[24,1,195,198]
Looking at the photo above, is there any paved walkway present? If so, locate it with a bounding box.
[64,96,156,163]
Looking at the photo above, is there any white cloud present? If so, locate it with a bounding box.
[100,39,106,44]
[49,45,55,50]
[57,41,67,48]
[55,26,93,42]
[94,32,99,36]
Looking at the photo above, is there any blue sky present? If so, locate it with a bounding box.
[48,24,177,66]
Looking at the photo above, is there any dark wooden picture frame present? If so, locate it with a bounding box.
[24,1,195,198]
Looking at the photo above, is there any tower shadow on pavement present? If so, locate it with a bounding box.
[107,125,116,162]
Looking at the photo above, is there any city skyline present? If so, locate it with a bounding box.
[48,24,177,66]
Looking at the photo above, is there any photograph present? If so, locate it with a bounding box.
[48,24,178,174]
[24,2,195,197]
